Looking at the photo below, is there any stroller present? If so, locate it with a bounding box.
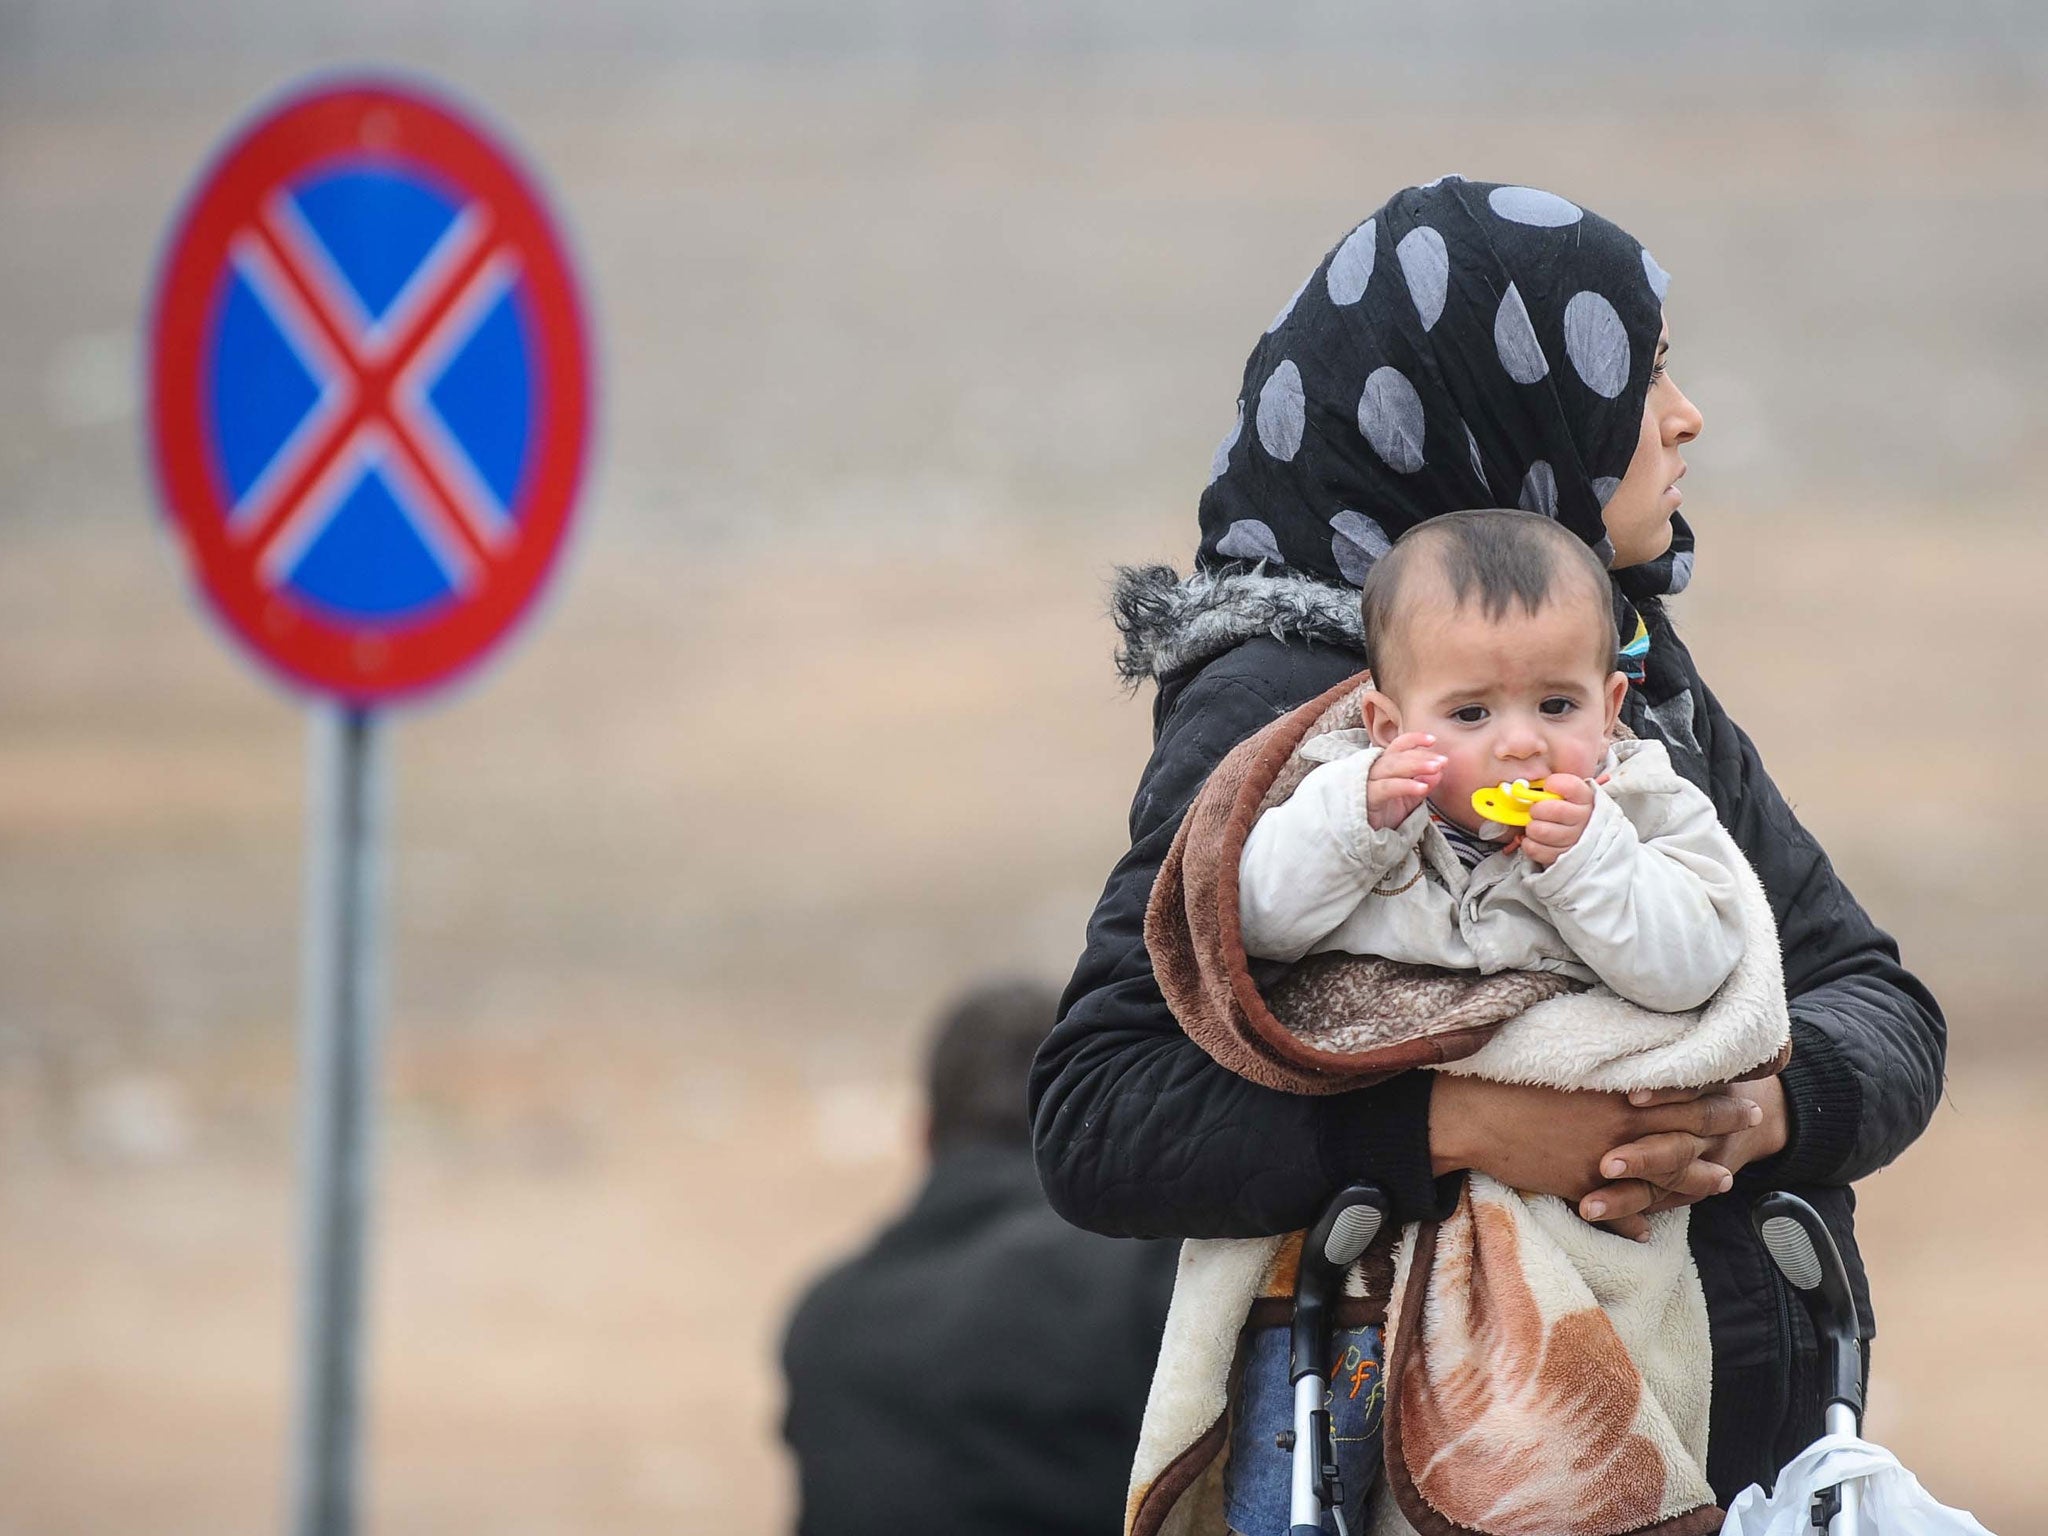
[1284,1188,1991,1536]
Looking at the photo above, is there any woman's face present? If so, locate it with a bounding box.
[1601,325,1703,567]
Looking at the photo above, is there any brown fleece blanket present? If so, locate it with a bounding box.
[1132,672,1791,1536]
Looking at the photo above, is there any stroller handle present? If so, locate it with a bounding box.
[1750,1191,1863,1419]
[1291,1183,1391,1384]
[1289,1183,1392,1536]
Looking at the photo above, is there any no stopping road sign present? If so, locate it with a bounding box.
[148,79,592,702]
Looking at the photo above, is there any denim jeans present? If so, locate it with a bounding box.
[1223,1320,1384,1536]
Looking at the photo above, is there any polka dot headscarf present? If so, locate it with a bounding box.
[1198,177,1695,645]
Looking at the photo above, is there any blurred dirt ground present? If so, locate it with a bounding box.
[4,59,2046,1536]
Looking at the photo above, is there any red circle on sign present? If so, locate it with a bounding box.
[148,78,592,702]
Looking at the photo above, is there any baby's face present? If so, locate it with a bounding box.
[1371,587,1625,835]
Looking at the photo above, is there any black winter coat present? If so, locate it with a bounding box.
[782,1144,1180,1536]
[1029,613,1945,1501]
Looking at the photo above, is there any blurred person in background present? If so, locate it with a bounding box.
[781,979,1178,1536]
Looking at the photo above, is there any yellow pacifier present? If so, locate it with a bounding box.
[1470,779,1561,827]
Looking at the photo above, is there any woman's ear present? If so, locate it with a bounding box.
[1362,689,1405,747]
[1602,671,1629,735]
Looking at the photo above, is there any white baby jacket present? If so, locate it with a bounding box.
[1237,735,1747,1013]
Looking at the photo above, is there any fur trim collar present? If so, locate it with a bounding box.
[1110,565,1363,685]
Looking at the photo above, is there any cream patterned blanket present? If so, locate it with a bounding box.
[1131,674,1789,1536]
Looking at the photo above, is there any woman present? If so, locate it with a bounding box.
[1027,177,1945,1498]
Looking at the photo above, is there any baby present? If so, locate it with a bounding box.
[1239,508,1746,1014]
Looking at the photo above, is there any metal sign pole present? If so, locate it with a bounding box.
[290,703,388,1536]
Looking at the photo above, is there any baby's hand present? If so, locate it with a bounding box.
[1518,773,1596,867]
[1367,733,1445,830]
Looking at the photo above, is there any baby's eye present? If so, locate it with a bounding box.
[1450,705,1488,724]
[1539,697,1576,717]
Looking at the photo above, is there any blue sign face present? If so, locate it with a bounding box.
[204,158,540,628]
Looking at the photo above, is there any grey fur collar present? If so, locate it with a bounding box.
[1111,565,1363,685]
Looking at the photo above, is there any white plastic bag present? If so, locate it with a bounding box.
[1720,1434,1995,1534]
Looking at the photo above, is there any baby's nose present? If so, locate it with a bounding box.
[1497,732,1544,760]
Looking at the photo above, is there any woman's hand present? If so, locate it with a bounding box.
[1428,1074,1766,1239]
[1592,1077,1791,1229]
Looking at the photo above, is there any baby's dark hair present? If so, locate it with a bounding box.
[1359,509,1619,691]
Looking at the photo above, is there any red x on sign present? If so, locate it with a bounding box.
[149,81,591,702]
[230,185,517,590]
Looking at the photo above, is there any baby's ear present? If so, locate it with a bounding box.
[1602,671,1629,734]
[1362,689,1404,747]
